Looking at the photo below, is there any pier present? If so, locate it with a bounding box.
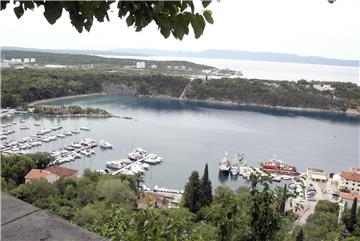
[112,154,151,176]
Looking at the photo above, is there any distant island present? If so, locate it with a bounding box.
[1,50,359,116]
[2,46,359,67]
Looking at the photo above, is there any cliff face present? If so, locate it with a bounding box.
[101,83,137,95]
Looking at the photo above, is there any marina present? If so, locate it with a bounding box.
[0,95,359,189]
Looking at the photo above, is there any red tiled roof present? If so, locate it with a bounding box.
[45,166,78,178]
[25,169,52,180]
[341,170,360,182]
[340,192,360,201]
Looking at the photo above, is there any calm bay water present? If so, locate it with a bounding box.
[100,55,359,84]
[3,95,360,190]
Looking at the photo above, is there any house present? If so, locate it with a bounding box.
[307,168,327,182]
[45,166,78,179]
[25,169,58,183]
[150,64,157,69]
[340,168,360,194]
[313,84,335,92]
[136,61,145,69]
[25,167,78,183]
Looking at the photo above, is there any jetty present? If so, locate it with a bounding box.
[112,154,151,176]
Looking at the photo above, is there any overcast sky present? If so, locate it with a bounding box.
[0,0,359,60]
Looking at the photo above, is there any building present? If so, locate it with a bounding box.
[30,58,36,63]
[137,191,182,209]
[340,168,360,194]
[150,64,157,69]
[23,58,30,63]
[136,61,145,69]
[307,168,327,182]
[313,84,335,92]
[25,169,58,183]
[25,166,78,183]
[45,166,78,179]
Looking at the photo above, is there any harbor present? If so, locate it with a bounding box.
[0,95,358,190]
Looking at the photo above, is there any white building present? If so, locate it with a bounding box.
[151,64,157,69]
[23,58,30,63]
[340,168,360,194]
[167,65,172,70]
[30,58,36,63]
[307,168,327,182]
[202,69,212,74]
[181,66,186,70]
[136,61,146,69]
[313,84,335,92]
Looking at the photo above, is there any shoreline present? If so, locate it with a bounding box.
[27,93,106,107]
[28,93,360,117]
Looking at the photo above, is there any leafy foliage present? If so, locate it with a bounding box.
[1,1,213,39]
[182,170,203,213]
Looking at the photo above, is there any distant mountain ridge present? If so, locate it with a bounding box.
[2,46,358,67]
[109,48,359,67]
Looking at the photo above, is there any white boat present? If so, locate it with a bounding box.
[19,125,29,130]
[142,154,162,164]
[12,122,17,125]
[71,143,83,149]
[230,163,239,175]
[19,119,25,123]
[64,131,72,136]
[57,133,66,138]
[80,126,90,131]
[71,129,80,134]
[34,123,41,126]
[99,140,113,149]
[106,160,126,169]
[41,137,50,143]
[219,153,231,174]
[90,149,95,155]
[48,135,57,141]
[96,169,109,174]
[80,149,91,156]
[71,152,81,159]
[272,176,282,182]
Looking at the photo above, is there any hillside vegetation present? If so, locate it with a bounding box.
[1,68,359,114]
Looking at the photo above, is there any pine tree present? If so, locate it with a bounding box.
[348,197,358,232]
[279,184,287,214]
[201,163,213,206]
[296,228,304,241]
[182,171,202,213]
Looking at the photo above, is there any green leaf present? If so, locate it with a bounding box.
[43,1,63,24]
[126,14,135,26]
[13,4,24,19]
[202,1,212,8]
[203,10,213,24]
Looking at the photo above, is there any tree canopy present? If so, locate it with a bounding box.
[0,0,214,39]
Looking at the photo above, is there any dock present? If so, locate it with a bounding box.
[112,154,150,175]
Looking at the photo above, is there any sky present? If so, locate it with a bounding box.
[0,0,359,60]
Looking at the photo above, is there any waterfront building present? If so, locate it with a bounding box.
[25,167,78,183]
[25,169,58,183]
[307,168,327,182]
[340,168,360,194]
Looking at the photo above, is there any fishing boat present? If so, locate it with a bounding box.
[80,126,90,131]
[34,123,41,127]
[19,125,29,130]
[219,153,231,174]
[64,131,72,136]
[260,159,300,176]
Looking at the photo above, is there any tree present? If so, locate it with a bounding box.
[1,154,35,185]
[201,163,212,206]
[278,184,287,214]
[348,198,358,232]
[27,152,54,169]
[296,228,304,241]
[182,171,202,213]
[248,174,282,241]
[0,1,214,39]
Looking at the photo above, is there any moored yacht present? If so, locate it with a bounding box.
[99,140,112,149]
[219,153,231,174]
